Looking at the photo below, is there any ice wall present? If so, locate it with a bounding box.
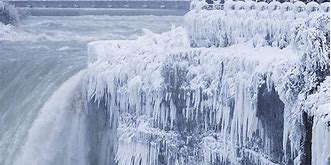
[86,27,328,165]
[84,2,330,164]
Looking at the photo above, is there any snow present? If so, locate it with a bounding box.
[190,0,207,11]
[268,1,281,12]
[320,2,330,12]
[306,2,320,13]
[293,1,306,13]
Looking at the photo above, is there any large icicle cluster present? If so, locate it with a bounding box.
[87,29,305,165]
[303,77,330,165]
[86,2,329,165]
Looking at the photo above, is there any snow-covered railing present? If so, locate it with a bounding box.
[186,1,329,49]
[191,0,330,12]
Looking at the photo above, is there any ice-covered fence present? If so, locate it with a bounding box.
[191,0,329,11]
[187,1,329,48]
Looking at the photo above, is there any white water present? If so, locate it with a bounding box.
[0,15,183,165]
[14,71,89,165]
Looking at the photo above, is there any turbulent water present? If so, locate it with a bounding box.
[0,15,183,165]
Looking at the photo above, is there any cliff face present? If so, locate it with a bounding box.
[82,2,330,164]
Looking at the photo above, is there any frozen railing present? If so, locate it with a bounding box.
[186,0,330,48]
[191,0,330,12]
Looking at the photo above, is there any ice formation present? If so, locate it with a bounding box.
[0,1,18,25]
[87,28,294,164]
[0,1,19,39]
[84,2,330,163]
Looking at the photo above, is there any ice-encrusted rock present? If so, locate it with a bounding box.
[0,1,18,39]
[84,2,329,164]
[86,19,329,164]
[0,1,18,26]
[87,28,294,164]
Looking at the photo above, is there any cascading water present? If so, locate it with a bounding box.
[14,71,89,165]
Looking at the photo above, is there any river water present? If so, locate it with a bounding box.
[0,15,183,165]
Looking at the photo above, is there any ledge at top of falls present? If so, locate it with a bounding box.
[87,29,298,69]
